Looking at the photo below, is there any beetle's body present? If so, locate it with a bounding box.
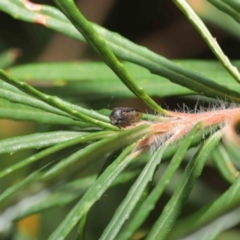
[109,107,142,128]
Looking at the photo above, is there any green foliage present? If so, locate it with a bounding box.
[0,0,240,240]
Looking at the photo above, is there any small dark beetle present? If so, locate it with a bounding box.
[110,107,142,128]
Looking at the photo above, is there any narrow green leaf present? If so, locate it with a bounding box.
[0,85,110,123]
[0,70,117,130]
[0,131,113,179]
[212,144,238,184]
[54,0,165,114]
[7,61,240,99]
[146,131,222,240]
[174,172,240,239]
[0,87,73,119]
[174,0,240,83]
[99,143,169,240]
[187,172,240,234]
[208,0,240,23]
[0,104,90,127]
[8,62,192,99]
[42,125,150,181]
[224,142,240,167]
[75,214,88,240]
[162,125,214,163]
[49,144,137,240]
[117,123,201,240]
[0,131,83,154]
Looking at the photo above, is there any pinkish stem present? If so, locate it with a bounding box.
[138,107,240,149]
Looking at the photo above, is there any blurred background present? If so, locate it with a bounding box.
[1,0,240,239]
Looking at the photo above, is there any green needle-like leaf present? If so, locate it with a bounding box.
[99,143,168,240]
[117,123,201,240]
[146,131,222,240]
[188,172,240,234]
[49,144,137,240]
[0,131,113,179]
[174,171,240,239]
[7,61,240,100]
[42,125,150,181]
[54,0,165,113]
[212,144,238,184]
[0,85,110,123]
[0,105,90,128]
[174,0,240,83]
[0,70,117,130]
[7,62,192,99]
[208,0,240,23]
[0,131,83,155]
[0,87,73,119]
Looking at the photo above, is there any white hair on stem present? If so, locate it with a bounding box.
[129,100,240,154]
